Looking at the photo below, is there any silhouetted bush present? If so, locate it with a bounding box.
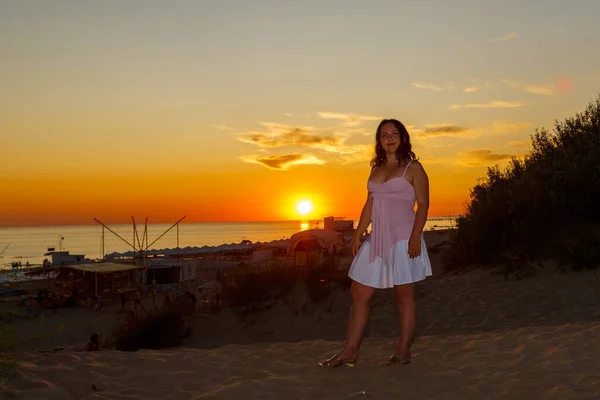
[306,256,351,303]
[551,223,600,271]
[226,258,350,314]
[449,94,600,272]
[228,268,297,313]
[114,308,187,351]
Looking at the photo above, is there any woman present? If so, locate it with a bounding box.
[320,119,432,368]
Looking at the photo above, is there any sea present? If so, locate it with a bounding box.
[0,219,455,269]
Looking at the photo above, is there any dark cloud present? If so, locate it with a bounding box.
[242,153,324,170]
[238,127,343,150]
[420,125,470,137]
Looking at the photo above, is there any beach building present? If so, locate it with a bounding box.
[44,250,91,267]
[323,216,354,232]
[138,257,197,287]
[195,259,244,282]
[288,229,346,267]
[27,262,144,300]
[251,249,274,264]
[323,216,355,243]
[181,259,197,282]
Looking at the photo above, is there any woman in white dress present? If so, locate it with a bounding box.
[320,119,432,368]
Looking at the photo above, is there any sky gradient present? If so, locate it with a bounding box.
[1,0,599,226]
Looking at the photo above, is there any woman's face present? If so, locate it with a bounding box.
[379,122,400,153]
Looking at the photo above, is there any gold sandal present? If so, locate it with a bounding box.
[319,354,357,368]
[384,355,411,366]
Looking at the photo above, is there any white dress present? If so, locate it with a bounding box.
[348,163,432,288]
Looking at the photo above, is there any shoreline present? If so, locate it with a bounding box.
[0,217,459,230]
[0,226,454,271]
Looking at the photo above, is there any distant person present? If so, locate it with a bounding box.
[62,333,101,352]
[320,119,432,368]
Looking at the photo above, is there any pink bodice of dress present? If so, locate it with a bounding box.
[367,162,416,263]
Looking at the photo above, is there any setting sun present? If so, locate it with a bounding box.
[296,200,314,217]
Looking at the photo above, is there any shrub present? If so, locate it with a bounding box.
[226,257,350,315]
[0,325,18,384]
[227,268,297,313]
[305,256,351,304]
[114,307,187,351]
[450,94,600,272]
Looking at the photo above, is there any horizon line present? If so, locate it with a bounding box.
[0,216,461,229]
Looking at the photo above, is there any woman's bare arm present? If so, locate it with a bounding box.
[410,161,430,237]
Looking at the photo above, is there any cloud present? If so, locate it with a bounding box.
[508,140,531,147]
[502,80,556,96]
[317,112,381,127]
[212,124,234,131]
[462,86,480,93]
[458,149,514,166]
[337,144,374,164]
[237,121,373,165]
[411,82,455,92]
[419,125,473,138]
[240,154,325,170]
[237,122,351,153]
[448,100,525,111]
[414,121,530,140]
[283,112,293,117]
[238,126,342,150]
[491,33,519,42]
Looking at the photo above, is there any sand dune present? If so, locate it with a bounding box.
[3,265,600,399]
[6,323,600,399]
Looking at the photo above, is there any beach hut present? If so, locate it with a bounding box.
[28,263,144,299]
[288,229,346,267]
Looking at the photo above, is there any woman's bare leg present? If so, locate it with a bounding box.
[336,281,376,360]
[393,283,416,359]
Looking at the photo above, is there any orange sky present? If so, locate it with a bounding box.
[0,161,484,226]
[1,2,599,227]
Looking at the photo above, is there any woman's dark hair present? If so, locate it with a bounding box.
[370,119,416,168]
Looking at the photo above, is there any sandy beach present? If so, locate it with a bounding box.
[2,242,600,399]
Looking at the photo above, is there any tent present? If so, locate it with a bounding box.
[288,229,346,266]
[288,229,346,255]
